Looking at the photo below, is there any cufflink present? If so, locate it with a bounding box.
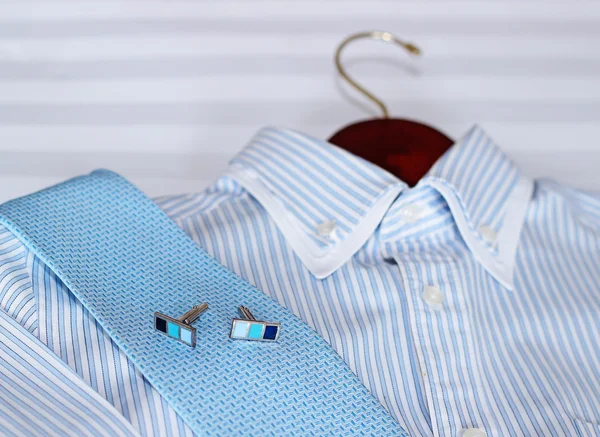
[229,306,281,342]
[154,303,208,347]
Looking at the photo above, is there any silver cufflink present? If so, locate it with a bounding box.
[154,303,208,347]
[229,306,281,342]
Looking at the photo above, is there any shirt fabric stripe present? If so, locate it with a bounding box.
[1,124,599,436]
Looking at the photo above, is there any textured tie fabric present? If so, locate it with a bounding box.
[0,170,406,437]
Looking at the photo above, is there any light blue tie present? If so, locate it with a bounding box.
[0,170,407,436]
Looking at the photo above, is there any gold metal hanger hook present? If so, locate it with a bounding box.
[334,31,421,119]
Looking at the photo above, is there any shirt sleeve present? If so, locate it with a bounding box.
[0,308,141,437]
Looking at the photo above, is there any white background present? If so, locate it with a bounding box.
[1,1,599,202]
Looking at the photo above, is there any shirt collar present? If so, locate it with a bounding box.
[226,125,532,289]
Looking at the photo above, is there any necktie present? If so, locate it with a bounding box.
[0,170,407,436]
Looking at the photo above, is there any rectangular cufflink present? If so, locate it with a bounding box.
[154,312,197,347]
[230,319,281,342]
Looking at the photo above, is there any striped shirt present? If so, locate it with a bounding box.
[1,125,600,436]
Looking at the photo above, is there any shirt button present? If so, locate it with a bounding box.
[479,224,497,244]
[399,204,423,223]
[317,220,336,237]
[462,428,487,437]
[422,285,444,306]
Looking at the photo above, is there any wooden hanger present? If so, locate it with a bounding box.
[328,31,453,187]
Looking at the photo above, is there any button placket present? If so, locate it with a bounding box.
[394,250,489,437]
[394,255,450,436]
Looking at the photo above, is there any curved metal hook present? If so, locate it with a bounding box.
[334,31,421,118]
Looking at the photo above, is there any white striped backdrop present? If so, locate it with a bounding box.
[0,1,599,202]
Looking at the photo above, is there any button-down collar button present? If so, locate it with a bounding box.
[462,428,487,437]
[479,224,497,244]
[317,220,336,237]
[399,204,423,223]
[423,285,444,306]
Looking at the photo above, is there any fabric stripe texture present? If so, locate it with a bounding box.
[1,124,599,436]
[0,169,405,437]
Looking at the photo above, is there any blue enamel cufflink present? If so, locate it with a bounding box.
[154,303,208,347]
[230,306,281,342]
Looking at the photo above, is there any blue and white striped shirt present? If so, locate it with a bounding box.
[1,125,599,436]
